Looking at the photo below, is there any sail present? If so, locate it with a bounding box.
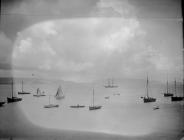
[55,85,64,97]
[37,88,41,95]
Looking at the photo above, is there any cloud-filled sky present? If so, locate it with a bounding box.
[0,0,183,82]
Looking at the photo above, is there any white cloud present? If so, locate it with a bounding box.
[0,32,13,63]
[12,17,181,82]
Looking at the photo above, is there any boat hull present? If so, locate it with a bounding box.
[163,93,173,97]
[104,86,118,88]
[70,105,85,108]
[143,97,156,103]
[171,96,183,101]
[18,92,31,95]
[7,97,22,103]
[89,106,102,110]
[0,101,5,106]
[55,96,65,100]
[44,104,59,108]
[33,94,46,97]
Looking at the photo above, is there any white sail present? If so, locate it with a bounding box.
[55,85,65,99]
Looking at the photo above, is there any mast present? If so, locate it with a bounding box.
[166,75,168,94]
[22,80,23,92]
[111,78,114,87]
[108,79,110,86]
[92,88,94,107]
[146,75,149,97]
[12,78,13,98]
[182,0,184,97]
[174,79,177,96]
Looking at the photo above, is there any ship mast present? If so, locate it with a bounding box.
[92,88,94,107]
[166,74,168,94]
[182,0,184,97]
[174,79,177,96]
[146,75,149,97]
[11,78,13,98]
[22,80,23,92]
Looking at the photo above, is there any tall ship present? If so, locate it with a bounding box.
[171,79,183,101]
[163,78,173,97]
[89,88,102,110]
[142,76,156,103]
[7,78,22,103]
[104,78,118,88]
[18,80,31,95]
[55,85,65,100]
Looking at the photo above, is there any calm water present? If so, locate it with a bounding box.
[0,81,184,136]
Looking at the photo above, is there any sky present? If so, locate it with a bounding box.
[0,0,183,82]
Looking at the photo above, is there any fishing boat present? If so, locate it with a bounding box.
[18,80,31,94]
[104,79,118,88]
[171,79,183,101]
[55,85,65,100]
[163,77,173,97]
[33,88,46,97]
[89,88,102,110]
[70,104,85,108]
[7,79,22,103]
[44,95,59,108]
[142,76,156,103]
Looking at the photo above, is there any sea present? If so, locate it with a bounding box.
[0,79,184,137]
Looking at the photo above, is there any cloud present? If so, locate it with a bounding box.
[0,32,13,64]
[10,0,182,82]
[12,17,174,82]
[91,0,135,17]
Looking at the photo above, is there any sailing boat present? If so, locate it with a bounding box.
[55,85,65,100]
[171,79,183,101]
[44,95,59,108]
[33,88,46,97]
[89,88,102,110]
[7,78,22,103]
[18,80,31,95]
[142,76,156,103]
[104,78,118,88]
[163,78,173,97]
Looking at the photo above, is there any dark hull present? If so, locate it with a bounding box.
[7,97,22,103]
[164,93,173,97]
[18,92,31,95]
[44,104,59,108]
[70,105,85,108]
[143,97,156,103]
[0,101,5,106]
[89,106,102,110]
[104,86,118,88]
[171,96,183,101]
[33,94,46,97]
